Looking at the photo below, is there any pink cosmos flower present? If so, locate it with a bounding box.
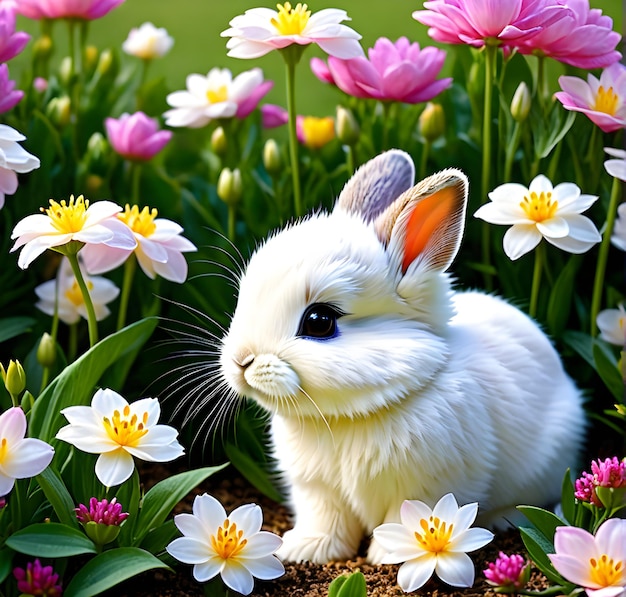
[13,560,62,597]
[311,37,452,104]
[105,112,172,162]
[261,103,288,128]
[515,0,621,69]
[555,62,626,133]
[16,0,125,20]
[412,0,570,48]
[484,552,531,592]
[575,457,626,507]
[0,2,30,63]
[0,65,23,114]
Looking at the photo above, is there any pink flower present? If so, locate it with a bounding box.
[555,62,626,133]
[0,64,23,114]
[311,37,452,104]
[16,0,125,20]
[0,2,30,62]
[515,0,621,69]
[484,552,531,592]
[261,103,288,128]
[575,457,626,507]
[413,0,569,48]
[13,560,62,597]
[75,497,129,525]
[105,112,172,162]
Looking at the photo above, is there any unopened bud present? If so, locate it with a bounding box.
[46,95,71,127]
[84,45,99,72]
[217,168,242,205]
[263,139,282,175]
[419,102,445,142]
[335,106,360,146]
[210,126,228,156]
[511,82,531,122]
[37,333,57,368]
[97,49,114,76]
[33,35,53,61]
[87,132,108,162]
[1,360,26,398]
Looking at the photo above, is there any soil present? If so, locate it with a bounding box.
[110,462,552,597]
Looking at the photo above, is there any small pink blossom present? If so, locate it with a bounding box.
[16,0,125,20]
[33,76,48,93]
[0,2,30,62]
[261,103,288,128]
[484,552,531,592]
[0,64,23,114]
[311,37,452,104]
[575,457,626,507]
[555,62,626,133]
[75,497,129,525]
[105,112,172,162]
[13,559,62,597]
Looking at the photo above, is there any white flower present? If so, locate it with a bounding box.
[605,147,626,182]
[373,493,494,593]
[56,388,184,487]
[221,2,363,60]
[81,204,197,283]
[164,67,272,129]
[0,124,40,209]
[611,203,626,252]
[10,195,137,270]
[35,257,119,325]
[0,407,54,496]
[597,304,625,346]
[166,493,284,595]
[122,22,173,59]
[474,174,602,260]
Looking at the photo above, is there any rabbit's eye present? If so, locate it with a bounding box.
[297,303,342,339]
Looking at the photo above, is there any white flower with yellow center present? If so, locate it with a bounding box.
[10,195,136,270]
[166,493,284,595]
[221,2,363,60]
[56,388,184,487]
[549,518,626,597]
[373,493,493,593]
[122,22,173,60]
[474,174,601,260]
[0,124,40,210]
[596,304,626,346]
[81,204,197,283]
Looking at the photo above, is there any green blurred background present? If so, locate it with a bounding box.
[13,0,623,116]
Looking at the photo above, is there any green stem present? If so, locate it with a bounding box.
[68,323,78,362]
[590,176,621,336]
[529,242,544,319]
[285,60,302,217]
[344,144,355,177]
[419,140,431,181]
[67,252,99,346]
[130,162,142,204]
[227,204,236,243]
[117,253,137,331]
[504,121,522,182]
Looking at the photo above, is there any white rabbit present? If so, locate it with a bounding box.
[219,149,586,564]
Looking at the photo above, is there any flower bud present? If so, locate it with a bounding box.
[419,102,445,142]
[263,139,282,175]
[33,35,53,61]
[87,132,108,163]
[59,56,73,86]
[84,45,99,73]
[217,168,242,206]
[37,333,57,368]
[96,49,114,77]
[511,82,531,123]
[1,360,26,398]
[335,106,360,146]
[46,96,71,127]
[210,126,228,156]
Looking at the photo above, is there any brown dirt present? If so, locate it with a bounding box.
[110,463,551,597]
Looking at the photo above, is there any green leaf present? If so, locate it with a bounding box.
[592,342,623,401]
[0,316,35,343]
[133,464,227,547]
[517,505,567,539]
[0,547,14,584]
[29,317,158,442]
[546,256,581,337]
[36,467,80,528]
[518,526,564,586]
[560,469,577,525]
[225,442,283,503]
[328,574,348,597]
[562,330,595,369]
[335,572,367,597]
[64,547,170,597]
[6,523,97,557]
[138,519,177,555]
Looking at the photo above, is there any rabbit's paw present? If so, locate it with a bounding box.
[277,529,356,564]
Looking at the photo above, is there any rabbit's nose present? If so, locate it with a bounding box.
[234,349,255,369]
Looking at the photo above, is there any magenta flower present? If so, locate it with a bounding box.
[555,62,626,133]
[515,0,621,69]
[16,0,125,20]
[575,457,626,507]
[0,64,23,114]
[484,552,531,592]
[261,103,288,128]
[0,2,30,63]
[105,112,172,162]
[311,37,452,104]
[13,559,62,597]
[413,0,569,48]
[76,496,129,525]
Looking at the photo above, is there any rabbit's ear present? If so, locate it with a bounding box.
[335,149,415,223]
[375,168,468,274]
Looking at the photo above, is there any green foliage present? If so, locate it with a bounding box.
[6,523,97,557]
[328,571,368,597]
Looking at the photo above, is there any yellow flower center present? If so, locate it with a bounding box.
[271,2,310,35]
[45,195,89,233]
[118,204,157,237]
[206,85,229,105]
[64,280,93,307]
[301,116,335,149]
[102,405,149,447]
[520,191,558,223]
[589,554,624,587]
[210,519,248,560]
[0,438,8,464]
[415,516,454,553]
[593,85,618,115]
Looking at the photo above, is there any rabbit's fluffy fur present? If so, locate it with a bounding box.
[219,150,586,564]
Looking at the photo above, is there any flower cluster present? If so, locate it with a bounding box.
[575,457,626,508]
[13,559,62,597]
[75,496,129,526]
[484,552,531,593]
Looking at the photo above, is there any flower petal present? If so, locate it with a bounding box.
[166,536,211,564]
[503,224,542,260]
[435,551,476,587]
[397,555,436,592]
[95,449,135,487]
[221,560,255,595]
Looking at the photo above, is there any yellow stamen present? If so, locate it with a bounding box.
[589,554,624,587]
[210,519,248,560]
[0,438,7,464]
[271,2,310,35]
[301,116,335,149]
[118,204,157,237]
[520,191,558,222]
[206,85,228,105]
[45,195,89,233]
[102,405,149,447]
[415,516,454,553]
[593,85,619,115]
[64,280,94,307]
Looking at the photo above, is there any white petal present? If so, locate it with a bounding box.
[239,554,284,580]
[55,426,116,453]
[536,216,569,239]
[562,215,602,243]
[401,499,433,529]
[166,536,211,564]
[152,249,189,283]
[450,501,479,535]
[221,560,254,595]
[594,518,626,560]
[192,558,223,583]
[373,523,416,559]
[2,438,54,478]
[605,158,626,181]
[193,493,227,527]
[92,388,128,414]
[435,551,475,587]
[0,473,16,495]
[242,531,282,558]
[432,493,460,521]
[503,224,542,260]
[0,407,26,443]
[545,235,599,254]
[474,202,528,225]
[125,439,184,463]
[397,555,436,592]
[229,503,263,535]
[95,449,135,487]
[528,174,554,194]
[174,512,213,542]
[128,397,161,426]
[451,527,494,552]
